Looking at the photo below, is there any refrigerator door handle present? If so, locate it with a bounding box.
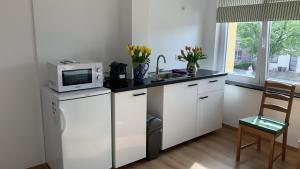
[59,107,66,134]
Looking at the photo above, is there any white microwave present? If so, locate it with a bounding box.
[48,60,103,92]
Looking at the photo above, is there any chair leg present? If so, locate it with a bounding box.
[236,125,242,161]
[282,129,287,161]
[297,145,300,169]
[257,136,261,152]
[268,136,276,169]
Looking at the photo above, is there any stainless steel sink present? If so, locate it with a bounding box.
[150,72,187,82]
[157,72,185,79]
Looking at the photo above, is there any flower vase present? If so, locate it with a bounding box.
[133,63,149,84]
[187,62,198,76]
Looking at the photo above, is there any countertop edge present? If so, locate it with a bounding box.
[225,80,300,98]
[106,72,228,93]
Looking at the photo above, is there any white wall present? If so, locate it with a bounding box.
[0,0,45,168]
[119,0,133,78]
[132,0,150,46]
[0,0,132,168]
[33,0,124,85]
[201,0,218,70]
[148,0,206,72]
[121,0,218,74]
[224,85,300,148]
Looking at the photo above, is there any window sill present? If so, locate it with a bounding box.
[225,80,300,99]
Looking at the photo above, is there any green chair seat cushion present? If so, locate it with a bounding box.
[239,116,288,135]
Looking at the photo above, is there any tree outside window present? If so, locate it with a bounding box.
[226,20,300,83]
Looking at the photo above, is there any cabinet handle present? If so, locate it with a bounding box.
[188,84,198,87]
[200,96,208,100]
[209,80,218,83]
[133,93,146,97]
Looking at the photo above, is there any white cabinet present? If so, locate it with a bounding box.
[196,91,224,137]
[148,82,198,150]
[162,82,198,149]
[112,89,147,168]
[198,76,225,93]
[148,76,226,150]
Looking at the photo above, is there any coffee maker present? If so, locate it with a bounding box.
[110,62,127,83]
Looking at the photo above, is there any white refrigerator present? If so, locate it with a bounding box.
[42,87,112,169]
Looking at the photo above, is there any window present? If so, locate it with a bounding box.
[226,22,262,79]
[270,56,278,63]
[224,20,300,86]
[267,20,300,83]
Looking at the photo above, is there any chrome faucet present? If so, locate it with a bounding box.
[156,55,166,79]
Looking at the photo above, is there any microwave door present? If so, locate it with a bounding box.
[62,69,93,86]
[60,69,95,92]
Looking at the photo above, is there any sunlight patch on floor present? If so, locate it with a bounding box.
[190,163,209,169]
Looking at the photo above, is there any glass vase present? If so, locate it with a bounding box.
[187,62,198,76]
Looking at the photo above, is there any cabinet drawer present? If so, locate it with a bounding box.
[198,76,225,93]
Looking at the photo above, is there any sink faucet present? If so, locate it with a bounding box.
[156,55,166,79]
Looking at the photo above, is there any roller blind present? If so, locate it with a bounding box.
[217,0,300,23]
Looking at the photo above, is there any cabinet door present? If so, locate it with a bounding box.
[162,82,198,149]
[112,89,147,168]
[197,91,224,136]
[60,93,112,169]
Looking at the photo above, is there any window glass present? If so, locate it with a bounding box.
[267,20,300,83]
[225,22,262,78]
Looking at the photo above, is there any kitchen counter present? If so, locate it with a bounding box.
[105,69,227,93]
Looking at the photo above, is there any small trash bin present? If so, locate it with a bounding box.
[146,114,162,161]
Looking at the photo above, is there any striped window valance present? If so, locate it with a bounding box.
[217,0,300,23]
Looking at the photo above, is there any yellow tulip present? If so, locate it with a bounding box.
[127,45,152,58]
[132,46,136,51]
[141,46,146,54]
[147,48,152,55]
[145,46,149,53]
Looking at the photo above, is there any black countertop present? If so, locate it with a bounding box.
[104,69,228,93]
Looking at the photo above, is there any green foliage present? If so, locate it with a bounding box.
[234,62,251,70]
[236,21,300,58]
[177,46,207,68]
[270,21,300,56]
[237,22,261,57]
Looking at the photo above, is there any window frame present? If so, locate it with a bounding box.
[219,21,300,91]
[223,22,265,86]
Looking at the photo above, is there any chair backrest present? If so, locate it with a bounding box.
[259,81,296,123]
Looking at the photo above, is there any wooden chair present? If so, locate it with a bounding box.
[298,141,300,169]
[236,81,296,169]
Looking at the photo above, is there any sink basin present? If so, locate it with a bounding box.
[157,72,186,79]
[150,72,187,82]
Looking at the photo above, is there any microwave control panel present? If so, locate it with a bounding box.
[95,63,103,87]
